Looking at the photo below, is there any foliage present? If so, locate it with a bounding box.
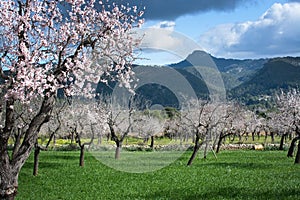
[17,150,300,200]
[52,144,80,151]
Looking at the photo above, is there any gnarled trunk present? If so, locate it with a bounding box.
[97,134,102,145]
[0,96,55,199]
[280,133,288,150]
[287,137,298,157]
[0,142,34,200]
[187,136,203,166]
[216,133,226,153]
[0,162,19,200]
[271,132,275,143]
[75,129,94,167]
[203,141,209,159]
[115,143,122,160]
[295,141,300,164]
[288,136,300,164]
[79,146,85,167]
[33,146,41,176]
[252,132,255,141]
[150,136,154,149]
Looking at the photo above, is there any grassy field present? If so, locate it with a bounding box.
[17,150,300,200]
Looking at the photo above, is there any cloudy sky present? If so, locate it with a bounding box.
[131,0,300,64]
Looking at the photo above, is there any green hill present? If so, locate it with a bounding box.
[229,58,300,105]
[170,50,267,90]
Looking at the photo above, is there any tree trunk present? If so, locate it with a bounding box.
[115,143,122,160]
[70,132,74,144]
[150,136,154,149]
[33,146,41,176]
[0,161,19,200]
[97,134,102,145]
[53,134,56,146]
[288,136,300,157]
[203,141,209,159]
[216,134,224,153]
[264,132,268,143]
[184,133,188,142]
[295,141,300,164]
[187,136,202,166]
[280,133,287,150]
[79,145,85,167]
[238,134,242,143]
[271,132,274,143]
[0,96,55,200]
[289,133,293,141]
[192,135,195,143]
[231,134,236,142]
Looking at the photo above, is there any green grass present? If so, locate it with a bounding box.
[17,150,300,200]
[91,150,186,173]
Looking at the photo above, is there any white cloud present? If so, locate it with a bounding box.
[134,25,204,65]
[137,21,181,51]
[151,21,176,31]
[199,2,300,58]
[141,28,182,51]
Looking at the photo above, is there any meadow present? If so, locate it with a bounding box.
[17,149,300,200]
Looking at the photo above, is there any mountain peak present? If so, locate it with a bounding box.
[185,50,213,63]
[169,50,215,68]
[186,50,210,58]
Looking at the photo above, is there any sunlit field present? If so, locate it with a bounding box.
[17,150,300,200]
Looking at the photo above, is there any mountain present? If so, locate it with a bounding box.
[95,51,300,108]
[96,65,210,108]
[229,57,300,105]
[169,50,268,90]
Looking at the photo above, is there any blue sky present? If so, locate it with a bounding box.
[133,0,300,65]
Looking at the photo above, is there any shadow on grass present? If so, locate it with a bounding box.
[43,154,79,161]
[201,162,274,170]
[22,161,68,170]
[128,187,300,200]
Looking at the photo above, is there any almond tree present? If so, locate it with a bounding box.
[276,89,300,164]
[63,99,106,167]
[182,99,230,165]
[106,97,136,159]
[215,103,242,153]
[133,110,165,149]
[268,111,291,150]
[0,1,143,199]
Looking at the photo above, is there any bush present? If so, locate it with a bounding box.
[54,144,80,151]
[264,144,289,151]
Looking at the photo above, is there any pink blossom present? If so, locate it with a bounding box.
[0,0,144,103]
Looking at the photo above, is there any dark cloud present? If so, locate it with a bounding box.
[59,1,254,21]
[112,0,252,20]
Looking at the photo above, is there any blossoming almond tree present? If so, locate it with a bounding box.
[63,98,107,167]
[0,0,143,199]
[181,99,231,165]
[132,111,165,149]
[106,97,136,160]
[276,89,300,164]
